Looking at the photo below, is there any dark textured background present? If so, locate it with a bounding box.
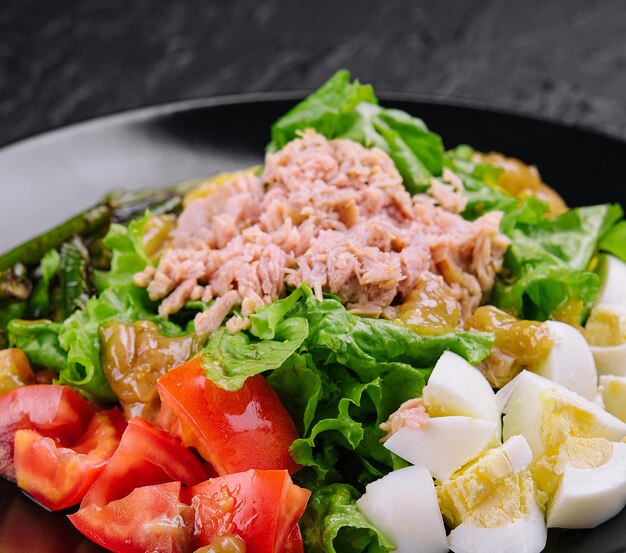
[2,0,626,147]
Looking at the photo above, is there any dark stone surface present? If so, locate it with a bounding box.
[1,0,626,146]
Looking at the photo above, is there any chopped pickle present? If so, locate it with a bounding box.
[466,306,554,388]
[0,348,35,396]
[142,214,176,258]
[194,535,246,553]
[100,321,198,420]
[551,299,584,328]
[475,152,567,216]
[396,276,460,335]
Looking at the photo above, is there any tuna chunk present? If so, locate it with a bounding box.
[135,130,510,336]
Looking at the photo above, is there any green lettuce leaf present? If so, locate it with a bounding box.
[445,145,517,220]
[300,484,394,553]
[7,319,66,371]
[598,220,626,262]
[270,70,376,151]
[203,316,309,391]
[9,217,183,401]
[493,199,619,320]
[269,70,444,194]
[201,286,493,486]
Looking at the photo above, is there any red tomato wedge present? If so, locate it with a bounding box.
[14,408,126,511]
[283,525,304,553]
[81,416,207,507]
[157,357,301,475]
[0,384,93,481]
[186,469,311,553]
[69,481,191,553]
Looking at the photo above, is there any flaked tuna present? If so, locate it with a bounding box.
[135,130,510,337]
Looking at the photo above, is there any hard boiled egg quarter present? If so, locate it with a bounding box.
[356,465,449,553]
[439,436,547,553]
[584,304,626,377]
[594,253,626,308]
[600,375,626,421]
[532,320,597,400]
[384,416,499,481]
[422,351,499,424]
[499,370,626,460]
[534,437,626,528]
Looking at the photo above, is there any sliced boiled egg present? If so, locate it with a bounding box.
[438,436,547,553]
[422,351,499,424]
[534,437,626,528]
[532,321,597,400]
[384,416,499,481]
[448,499,546,553]
[584,304,626,377]
[356,465,449,553]
[599,375,626,421]
[499,370,626,460]
[594,253,626,308]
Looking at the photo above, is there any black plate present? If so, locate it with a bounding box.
[1,94,626,553]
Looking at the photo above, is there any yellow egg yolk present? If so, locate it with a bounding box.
[539,389,607,451]
[436,448,537,529]
[602,378,626,422]
[532,437,613,501]
[584,305,626,346]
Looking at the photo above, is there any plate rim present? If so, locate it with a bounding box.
[2,89,625,155]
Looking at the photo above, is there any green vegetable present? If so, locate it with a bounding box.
[8,217,183,401]
[598,220,626,262]
[0,205,111,271]
[7,319,66,371]
[446,145,517,220]
[27,249,61,318]
[494,199,621,320]
[269,70,445,194]
[0,179,199,272]
[201,286,493,485]
[300,484,394,553]
[59,237,92,318]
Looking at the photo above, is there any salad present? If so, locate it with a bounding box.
[2,70,626,553]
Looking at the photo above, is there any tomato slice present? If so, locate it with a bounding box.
[14,408,126,510]
[0,385,93,481]
[157,358,301,475]
[186,469,311,553]
[81,416,207,507]
[69,481,191,553]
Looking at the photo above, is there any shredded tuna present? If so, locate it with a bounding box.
[136,130,510,336]
[194,290,240,339]
[380,398,430,442]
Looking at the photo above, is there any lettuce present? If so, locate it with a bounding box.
[8,217,184,402]
[493,199,621,320]
[269,70,444,194]
[201,287,493,486]
[300,484,394,553]
[598,220,626,262]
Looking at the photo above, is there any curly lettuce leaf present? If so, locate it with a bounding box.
[494,199,618,320]
[599,220,626,262]
[7,319,66,371]
[446,145,517,220]
[300,484,394,553]
[203,316,309,391]
[201,286,493,485]
[269,70,444,194]
[270,70,376,151]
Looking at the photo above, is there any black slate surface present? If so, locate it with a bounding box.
[2,0,626,147]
